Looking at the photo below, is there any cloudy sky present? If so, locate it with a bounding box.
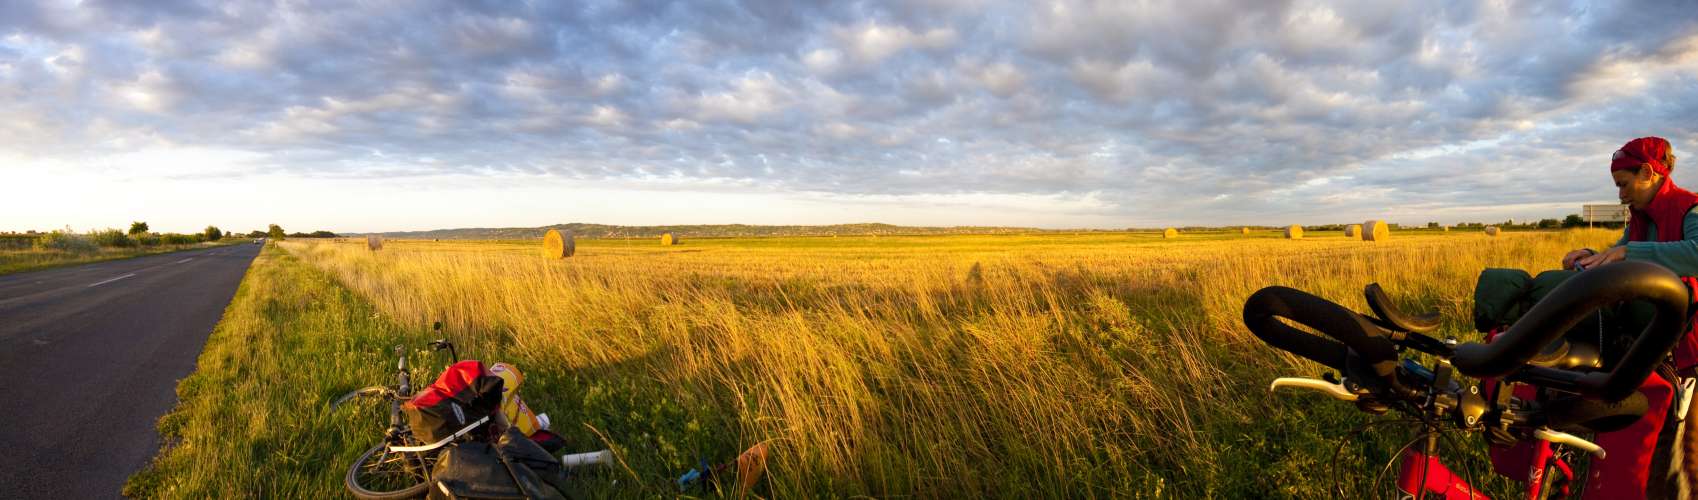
[3,0,1696,233]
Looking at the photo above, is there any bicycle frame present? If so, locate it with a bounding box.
[1393,437,1573,499]
[383,344,434,481]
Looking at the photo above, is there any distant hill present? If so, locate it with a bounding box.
[358,223,1073,240]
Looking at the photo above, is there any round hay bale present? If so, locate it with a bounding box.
[660,232,678,246]
[1284,225,1304,239]
[1241,227,1251,235]
[1162,228,1179,238]
[366,235,383,251]
[1344,224,1362,239]
[1363,220,1390,241]
[542,229,575,259]
[1484,226,1500,237]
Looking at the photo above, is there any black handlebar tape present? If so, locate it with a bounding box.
[1451,261,1690,401]
[1364,283,1442,333]
[1244,286,1400,373]
[1540,391,1649,434]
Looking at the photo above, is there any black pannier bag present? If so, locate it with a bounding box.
[427,427,572,500]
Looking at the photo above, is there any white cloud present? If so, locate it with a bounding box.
[838,21,957,64]
[4,0,1698,231]
[966,60,1025,97]
[693,71,789,123]
[585,105,627,128]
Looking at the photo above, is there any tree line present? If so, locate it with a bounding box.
[4,222,339,253]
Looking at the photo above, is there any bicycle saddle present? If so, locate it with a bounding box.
[1364,283,1442,333]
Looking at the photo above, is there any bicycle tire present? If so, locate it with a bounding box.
[345,443,432,500]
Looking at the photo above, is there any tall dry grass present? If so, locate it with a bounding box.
[278,229,1618,497]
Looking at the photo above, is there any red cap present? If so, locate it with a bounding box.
[1612,137,1672,176]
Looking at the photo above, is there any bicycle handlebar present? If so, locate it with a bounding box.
[1451,260,1690,400]
[1245,261,1690,402]
[1242,285,1405,387]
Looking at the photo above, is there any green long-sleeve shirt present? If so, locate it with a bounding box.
[1614,209,1698,276]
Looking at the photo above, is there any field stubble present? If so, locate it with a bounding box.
[277,229,1618,497]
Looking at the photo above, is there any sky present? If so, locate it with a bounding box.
[2,0,1696,234]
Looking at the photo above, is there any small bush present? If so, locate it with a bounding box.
[161,233,200,245]
[90,228,136,248]
[34,231,99,253]
[137,233,162,246]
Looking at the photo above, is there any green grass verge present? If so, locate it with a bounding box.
[124,244,440,497]
[124,244,661,498]
[0,241,249,276]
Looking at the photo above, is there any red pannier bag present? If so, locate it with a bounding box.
[403,360,505,444]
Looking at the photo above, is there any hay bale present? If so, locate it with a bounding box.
[1284,225,1304,239]
[1344,224,1362,239]
[366,235,383,251]
[1241,227,1251,235]
[1162,228,1179,238]
[542,229,575,259]
[1484,226,1500,236]
[660,232,678,246]
[1363,220,1390,241]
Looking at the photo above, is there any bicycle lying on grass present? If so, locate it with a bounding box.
[1243,261,1690,498]
[332,329,611,499]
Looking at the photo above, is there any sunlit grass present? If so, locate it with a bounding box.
[234,228,1614,497]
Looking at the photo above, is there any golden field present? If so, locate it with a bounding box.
[238,228,1618,497]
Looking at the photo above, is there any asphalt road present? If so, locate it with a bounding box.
[0,243,261,499]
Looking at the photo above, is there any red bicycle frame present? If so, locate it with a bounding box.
[1395,440,1572,500]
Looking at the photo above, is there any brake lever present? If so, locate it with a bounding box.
[429,338,459,362]
[1535,428,1605,458]
[1270,377,1359,401]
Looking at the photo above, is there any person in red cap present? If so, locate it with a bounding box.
[1559,136,1693,498]
[1564,137,1688,270]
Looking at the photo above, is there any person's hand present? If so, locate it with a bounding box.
[1576,245,1628,269]
[1562,248,1596,270]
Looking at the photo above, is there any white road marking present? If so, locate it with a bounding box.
[87,273,136,288]
[175,258,194,264]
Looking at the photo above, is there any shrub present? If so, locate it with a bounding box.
[34,230,99,253]
[205,226,223,241]
[161,233,200,245]
[90,228,136,248]
[137,233,162,246]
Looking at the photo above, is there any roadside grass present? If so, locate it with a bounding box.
[132,229,1618,498]
[123,244,442,498]
[260,229,1611,497]
[0,241,247,276]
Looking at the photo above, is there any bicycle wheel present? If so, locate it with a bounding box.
[345,443,432,500]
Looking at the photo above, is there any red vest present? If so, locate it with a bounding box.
[1626,178,1698,370]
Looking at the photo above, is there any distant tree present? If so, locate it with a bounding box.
[129,221,149,235]
[1427,222,1440,229]
[288,232,310,238]
[310,230,338,238]
[204,226,223,241]
[268,224,285,240]
[1563,214,1585,228]
[1538,218,1561,229]
[247,230,266,238]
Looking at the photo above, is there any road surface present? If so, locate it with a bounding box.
[0,243,261,499]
